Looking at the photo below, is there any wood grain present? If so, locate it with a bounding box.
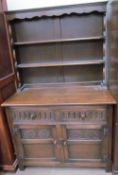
[2,86,116,106]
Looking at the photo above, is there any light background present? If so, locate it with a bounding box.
[7,0,108,11]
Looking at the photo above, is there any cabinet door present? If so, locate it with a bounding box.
[12,124,64,169]
[62,124,110,168]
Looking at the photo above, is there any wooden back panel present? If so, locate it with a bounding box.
[20,65,103,84]
[12,14,103,42]
[16,41,103,64]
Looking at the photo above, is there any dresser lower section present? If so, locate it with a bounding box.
[5,105,113,171]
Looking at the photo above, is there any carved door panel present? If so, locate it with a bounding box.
[62,124,110,166]
[12,124,64,169]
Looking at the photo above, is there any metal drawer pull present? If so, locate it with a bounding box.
[64,141,67,146]
[81,112,86,119]
[30,113,36,119]
[53,140,57,145]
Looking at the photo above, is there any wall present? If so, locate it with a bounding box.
[7,0,107,11]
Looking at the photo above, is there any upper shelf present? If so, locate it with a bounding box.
[14,36,104,46]
[17,59,104,68]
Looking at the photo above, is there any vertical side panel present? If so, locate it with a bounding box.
[106,0,118,174]
[0,11,16,171]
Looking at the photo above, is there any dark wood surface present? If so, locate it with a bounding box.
[0,14,12,79]
[17,60,104,68]
[1,1,118,172]
[8,6,105,87]
[2,86,116,106]
[14,36,104,46]
[5,104,113,170]
[16,40,103,65]
[0,11,17,171]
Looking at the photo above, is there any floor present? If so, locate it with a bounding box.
[1,168,112,175]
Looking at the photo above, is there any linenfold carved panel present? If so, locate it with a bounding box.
[12,107,106,123]
[61,110,106,122]
[13,110,55,122]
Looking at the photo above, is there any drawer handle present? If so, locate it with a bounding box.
[53,140,57,145]
[30,113,36,119]
[63,141,67,146]
[81,112,86,119]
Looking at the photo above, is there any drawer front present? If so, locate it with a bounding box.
[60,106,107,123]
[10,106,107,124]
[11,107,56,123]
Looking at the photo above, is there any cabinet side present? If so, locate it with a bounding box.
[106,0,118,174]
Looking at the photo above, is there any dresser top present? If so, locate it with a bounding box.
[2,85,116,106]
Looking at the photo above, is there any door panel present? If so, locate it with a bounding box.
[67,141,102,160]
[23,143,55,159]
[13,125,64,164]
[63,124,109,163]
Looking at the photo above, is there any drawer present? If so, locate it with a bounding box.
[11,107,56,123]
[60,106,107,123]
[10,106,107,124]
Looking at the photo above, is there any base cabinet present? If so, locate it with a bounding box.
[5,105,113,171]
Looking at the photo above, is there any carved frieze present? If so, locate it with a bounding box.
[61,110,106,122]
[13,110,55,122]
[12,108,106,123]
